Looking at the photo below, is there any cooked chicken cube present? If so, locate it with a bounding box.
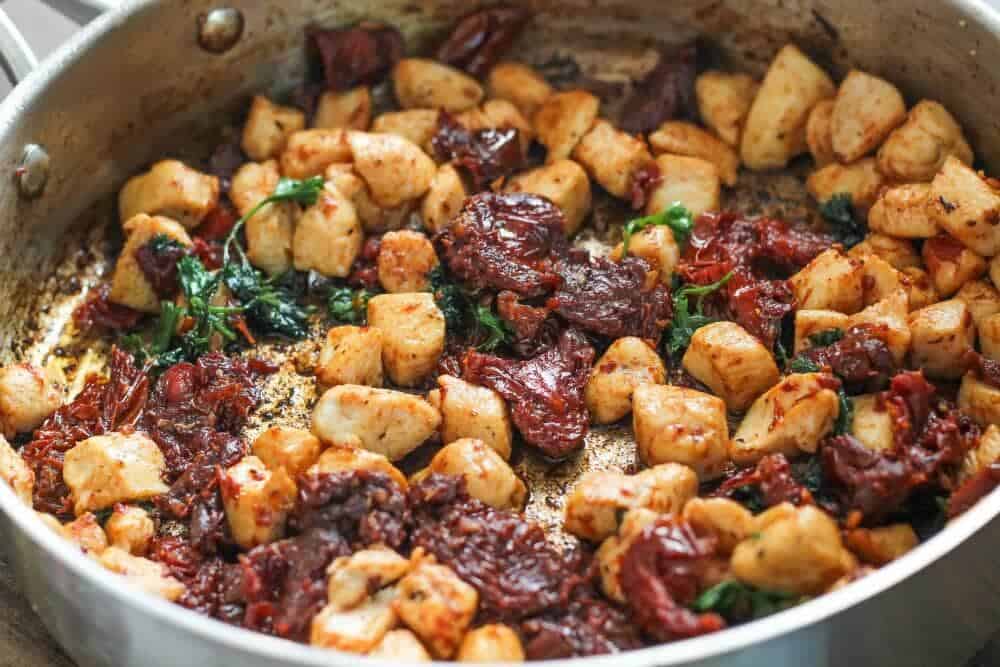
[325,163,416,234]
[0,363,61,439]
[901,267,940,312]
[681,498,753,554]
[959,373,1000,426]
[292,184,362,278]
[309,444,408,490]
[118,160,220,229]
[961,424,1000,481]
[459,99,535,155]
[279,128,353,179]
[396,561,478,659]
[595,509,659,603]
[371,109,441,155]
[505,159,592,235]
[487,62,554,119]
[313,86,372,130]
[790,248,865,314]
[847,289,913,364]
[367,293,446,387]
[419,438,525,510]
[648,121,740,186]
[63,432,169,515]
[377,230,439,293]
[220,455,297,549]
[105,505,155,556]
[858,253,905,307]
[955,280,1000,327]
[251,426,322,479]
[922,233,988,297]
[311,587,398,653]
[0,434,33,505]
[927,156,1000,257]
[533,89,600,162]
[731,504,854,595]
[457,625,525,663]
[979,314,1000,360]
[695,70,759,147]
[564,463,698,542]
[426,375,512,460]
[326,547,411,612]
[877,100,973,182]
[572,120,652,200]
[316,325,384,388]
[311,385,441,461]
[241,95,306,161]
[347,131,437,209]
[393,58,484,112]
[585,337,667,425]
[731,373,840,464]
[682,321,781,411]
[907,299,975,380]
[793,310,850,354]
[850,394,895,452]
[868,183,939,239]
[229,161,296,275]
[371,629,432,662]
[830,70,906,163]
[805,99,836,166]
[98,547,186,601]
[422,164,468,233]
[109,214,193,313]
[845,524,918,566]
[806,158,885,213]
[848,233,921,270]
[644,154,721,217]
[632,384,728,480]
[61,513,108,554]
[740,44,836,170]
[609,225,681,283]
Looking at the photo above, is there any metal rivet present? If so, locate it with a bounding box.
[15,144,49,199]
[197,8,244,54]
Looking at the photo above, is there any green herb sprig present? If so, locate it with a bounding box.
[427,266,512,352]
[664,271,733,358]
[223,176,325,264]
[327,286,373,324]
[692,580,804,622]
[819,193,866,249]
[622,201,694,256]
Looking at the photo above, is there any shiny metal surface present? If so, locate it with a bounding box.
[2,1,1000,666]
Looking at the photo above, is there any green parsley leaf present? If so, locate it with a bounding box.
[472,304,513,352]
[665,271,733,358]
[327,286,372,325]
[427,265,511,351]
[788,356,821,373]
[223,263,313,339]
[819,193,866,248]
[692,580,803,622]
[808,328,844,348]
[147,233,186,255]
[622,201,694,256]
[834,388,854,436]
[223,175,325,264]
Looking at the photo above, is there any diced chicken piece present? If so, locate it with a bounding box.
[229,161,296,275]
[927,156,1000,257]
[458,99,535,155]
[396,560,479,659]
[596,508,660,603]
[682,321,781,411]
[740,45,836,170]
[901,267,940,312]
[61,513,108,553]
[377,230,439,293]
[311,587,398,653]
[682,498,754,554]
[585,337,666,425]
[695,70,759,147]
[848,233,921,270]
[731,373,840,464]
[487,62,553,119]
[280,128,353,179]
[118,160,220,229]
[422,164,468,233]
[980,313,1000,360]
[731,504,854,595]
[109,215,193,312]
[850,394,895,452]
[371,109,441,156]
[348,131,437,209]
[0,434,33,505]
[805,99,836,166]
[0,363,61,439]
[648,121,740,186]
[241,95,306,161]
[505,159,592,235]
[907,299,975,380]
[312,385,441,461]
[877,100,973,182]
[609,225,681,283]
[393,58,484,112]
[326,547,411,611]
[845,524,918,566]
[419,438,525,510]
[564,463,698,542]
[644,154,721,217]
[63,432,169,515]
[367,293,446,387]
[959,373,1000,427]
[457,625,525,663]
[806,158,885,213]
[830,70,906,163]
[533,90,600,163]
[371,630,431,661]
[955,280,1000,327]
[790,248,865,314]
[314,86,372,130]
[922,233,987,297]
[426,375,512,460]
[961,424,1000,481]
[220,455,297,549]
[316,325,384,388]
[847,289,912,364]
[858,253,904,307]
[293,184,362,278]
[98,547,186,601]
[572,120,652,200]
[309,445,408,490]
[868,183,939,239]
[251,426,322,478]
[105,505,155,556]
[325,163,416,234]
[793,309,850,354]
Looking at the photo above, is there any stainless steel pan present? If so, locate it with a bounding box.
[3,1,1000,665]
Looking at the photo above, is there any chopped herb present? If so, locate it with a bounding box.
[177,255,242,358]
[692,580,803,622]
[223,176,325,264]
[622,201,694,256]
[147,233,186,254]
[788,356,821,373]
[427,265,512,351]
[222,263,312,339]
[472,304,513,352]
[327,286,372,324]
[819,193,865,249]
[428,265,468,331]
[808,328,844,348]
[728,485,766,514]
[665,271,733,358]
[834,388,854,436]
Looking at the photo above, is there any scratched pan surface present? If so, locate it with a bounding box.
[3,1,1000,666]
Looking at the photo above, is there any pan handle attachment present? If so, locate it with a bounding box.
[0,0,119,86]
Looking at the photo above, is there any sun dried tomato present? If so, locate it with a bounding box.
[801,324,896,393]
[629,161,662,211]
[207,137,245,192]
[548,250,672,341]
[964,350,1000,388]
[72,284,144,332]
[135,238,188,299]
[496,290,551,343]
[464,328,594,458]
[432,111,525,190]
[306,23,404,91]
[520,594,642,659]
[619,516,726,642]
[195,202,239,242]
[620,44,699,134]
[437,192,568,298]
[715,453,812,509]
[435,6,531,77]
